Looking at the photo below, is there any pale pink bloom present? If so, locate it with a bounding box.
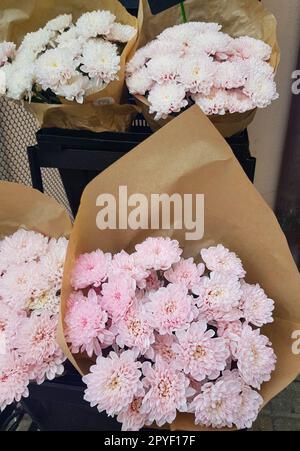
[232,36,272,61]
[126,46,150,75]
[217,320,243,357]
[240,282,274,327]
[192,88,228,115]
[0,353,30,411]
[83,350,143,416]
[164,258,205,290]
[180,56,216,95]
[146,56,181,84]
[30,348,66,385]
[14,312,59,364]
[226,88,255,114]
[40,236,68,290]
[126,66,153,95]
[200,244,246,278]
[138,270,162,291]
[135,237,182,271]
[65,290,113,357]
[148,82,188,120]
[235,381,263,429]
[71,250,112,289]
[0,42,16,67]
[236,324,276,389]
[145,333,178,364]
[101,276,136,323]
[194,272,242,322]
[173,321,229,381]
[112,300,155,355]
[110,250,149,285]
[117,395,148,431]
[141,358,193,427]
[189,32,233,58]
[214,60,248,89]
[0,229,48,273]
[157,22,221,43]
[190,370,242,428]
[243,70,278,108]
[146,283,196,334]
[0,304,26,352]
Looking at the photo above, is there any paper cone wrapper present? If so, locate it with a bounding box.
[0,0,141,132]
[132,0,280,138]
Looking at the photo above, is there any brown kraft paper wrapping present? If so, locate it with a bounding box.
[133,0,280,138]
[59,106,300,430]
[0,0,140,132]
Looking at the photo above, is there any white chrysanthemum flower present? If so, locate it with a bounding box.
[232,36,272,61]
[126,66,153,95]
[146,56,181,84]
[76,10,116,39]
[80,39,120,83]
[180,56,216,95]
[5,62,34,100]
[54,74,89,103]
[192,88,228,115]
[0,69,6,95]
[46,14,72,32]
[158,22,222,41]
[107,22,137,43]
[56,26,78,44]
[188,32,233,57]
[0,42,16,67]
[85,77,107,96]
[214,60,249,89]
[57,38,84,59]
[243,71,278,108]
[35,48,78,90]
[19,28,54,56]
[148,82,188,120]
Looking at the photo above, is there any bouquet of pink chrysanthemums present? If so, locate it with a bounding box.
[65,237,276,431]
[0,229,68,411]
[126,22,278,120]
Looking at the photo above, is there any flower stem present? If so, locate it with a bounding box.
[180,1,187,23]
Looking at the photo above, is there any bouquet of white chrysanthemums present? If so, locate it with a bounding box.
[0,10,136,104]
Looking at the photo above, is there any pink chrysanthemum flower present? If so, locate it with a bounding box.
[190,370,242,428]
[214,60,248,89]
[157,22,222,43]
[83,350,143,416]
[0,353,30,411]
[189,32,233,58]
[235,380,263,429]
[232,36,272,61]
[173,320,229,381]
[39,236,68,290]
[65,290,113,357]
[101,275,136,323]
[117,395,148,431]
[141,358,194,427]
[135,237,182,271]
[226,88,255,114]
[112,300,155,355]
[200,244,246,278]
[0,304,26,352]
[243,70,278,109]
[180,56,216,95]
[145,333,178,364]
[164,258,205,290]
[217,320,243,357]
[193,271,242,322]
[126,66,154,95]
[0,229,48,273]
[30,348,66,385]
[236,324,276,389]
[71,250,112,290]
[192,88,228,115]
[138,270,162,291]
[110,250,149,285]
[14,312,59,365]
[146,56,181,84]
[146,283,196,334]
[148,82,188,120]
[240,282,274,327]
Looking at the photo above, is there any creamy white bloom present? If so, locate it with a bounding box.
[19,28,54,56]
[76,10,116,39]
[107,22,136,43]
[54,74,89,103]
[243,71,278,108]
[126,66,153,95]
[80,39,120,83]
[148,83,188,120]
[56,26,78,44]
[0,42,16,67]
[5,62,34,100]
[46,14,72,32]
[35,47,78,90]
[0,69,6,95]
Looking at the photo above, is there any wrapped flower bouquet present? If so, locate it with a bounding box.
[128,0,279,137]
[0,182,71,411]
[65,238,276,430]
[0,0,139,132]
